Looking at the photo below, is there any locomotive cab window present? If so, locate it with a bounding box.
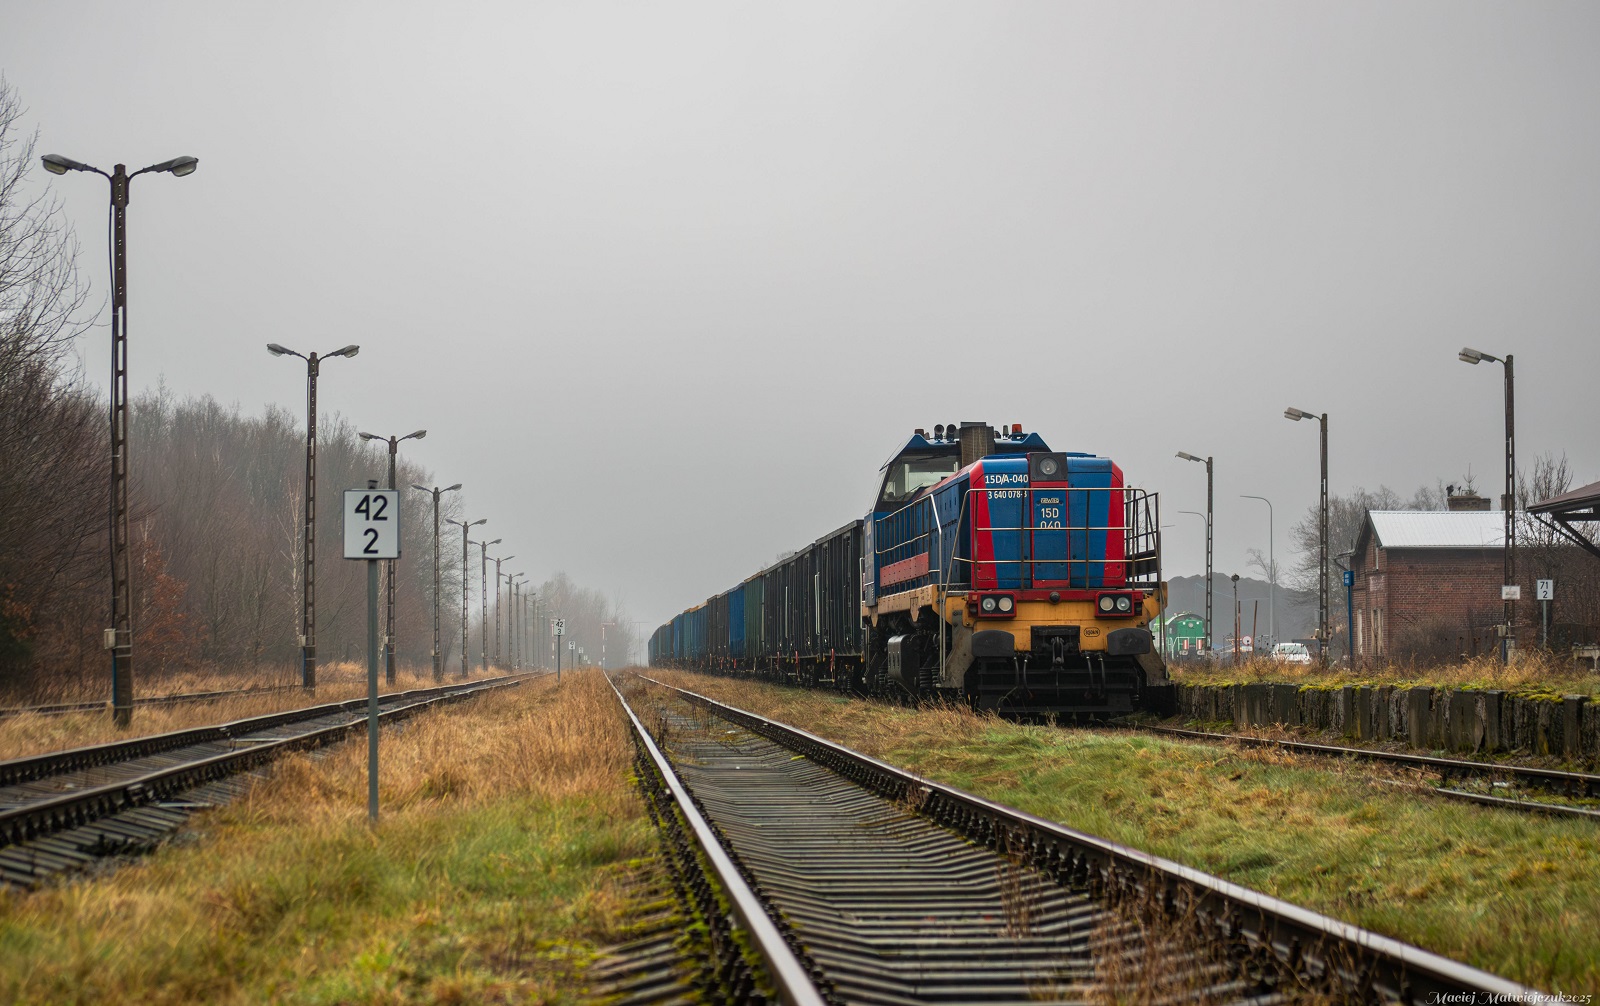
[879,453,959,506]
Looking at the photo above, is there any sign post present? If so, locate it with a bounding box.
[1343,569,1355,667]
[554,618,566,681]
[1536,579,1554,647]
[344,482,400,822]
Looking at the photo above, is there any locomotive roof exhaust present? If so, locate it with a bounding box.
[958,421,996,468]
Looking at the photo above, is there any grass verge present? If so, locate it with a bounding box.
[1169,653,1599,698]
[0,669,653,1005]
[651,669,1598,992]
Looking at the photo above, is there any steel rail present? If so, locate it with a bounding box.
[608,676,828,1006]
[1128,723,1600,800]
[0,685,303,721]
[1,676,524,850]
[0,675,524,789]
[635,673,1534,1003]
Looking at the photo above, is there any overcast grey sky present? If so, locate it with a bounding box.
[5,2,1598,636]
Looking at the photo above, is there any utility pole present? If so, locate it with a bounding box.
[412,484,460,682]
[1285,408,1330,663]
[447,518,486,678]
[1176,452,1213,653]
[1241,495,1275,647]
[42,152,198,726]
[361,430,425,684]
[478,539,500,672]
[490,556,513,668]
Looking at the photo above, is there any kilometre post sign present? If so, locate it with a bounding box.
[344,489,400,559]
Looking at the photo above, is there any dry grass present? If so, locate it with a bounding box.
[1170,652,1600,697]
[0,664,512,761]
[0,668,653,1005]
[648,669,1599,991]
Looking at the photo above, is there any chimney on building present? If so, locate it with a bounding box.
[958,421,996,468]
[1446,485,1490,512]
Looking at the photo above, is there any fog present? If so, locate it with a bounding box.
[5,2,1598,639]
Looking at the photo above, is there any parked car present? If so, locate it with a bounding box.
[1271,642,1312,664]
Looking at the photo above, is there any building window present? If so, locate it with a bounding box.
[1355,611,1364,656]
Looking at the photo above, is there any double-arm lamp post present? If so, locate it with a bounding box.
[1459,347,1516,662]
[447,518,486,677]
[1240,494,1275,648]
[359,429,426,684]
[411,483,460,682]
[490,553,514,670]
[268,343,360,688]
[42,152,198,726]
[1175,452,1213,653]
[477,539,501,672]
[1284,407,1329,662]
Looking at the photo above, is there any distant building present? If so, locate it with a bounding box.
[1161,611,1207,659]
[1348,505,1524,660]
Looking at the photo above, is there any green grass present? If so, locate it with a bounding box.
[660,672,1600,991]
[0,671,659,1005]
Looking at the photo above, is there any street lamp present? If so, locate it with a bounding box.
[1176,452,1213,656]
[1230,573,1241,665]
[267,342,360,688]
[361,430,425,684]
[478,539,501,672]
[1176,511,1208,651]
[1459,347,1517,662]
[412,483,461,682]
[510,574,528,670]
[42,151,198,726]
[1284,407,1329,663]
[447,518,486,677]
[489,555,514,668]
[1240,494,1275,648]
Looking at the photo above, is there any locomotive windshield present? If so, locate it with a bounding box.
[879,453,960,506]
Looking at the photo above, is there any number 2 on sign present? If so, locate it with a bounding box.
[363,528,380,554]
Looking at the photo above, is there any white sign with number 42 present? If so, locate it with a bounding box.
[344,489,400,559]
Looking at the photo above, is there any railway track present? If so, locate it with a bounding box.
[0,684,302,720]
[0,674,528,888]
[614,673,1533,1005]
[1123,723,1600,821]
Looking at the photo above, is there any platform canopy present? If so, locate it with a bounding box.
[1528,479,1600,560]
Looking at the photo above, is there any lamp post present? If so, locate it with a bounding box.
[411,483,461,682]
[42,152,198,726]
[360,430,426,684]
[1176,511,1208,650]
[1284,407,1329,664]
[489,553,514,670]
[447,518,486,677]
[1176,452,1213,656]
[268,342,360,689]
[478,539,500,672]
[1240,495,1275,648]
[1230,573,1241,665]
[1459,347,1517,663]
[511,574,528,669]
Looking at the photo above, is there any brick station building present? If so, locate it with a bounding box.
[1348,499,1526,660]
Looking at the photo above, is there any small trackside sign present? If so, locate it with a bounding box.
[554,618,566,636]
[344,489,400,559]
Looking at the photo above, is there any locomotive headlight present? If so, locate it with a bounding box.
[1115,595,1132,613]
[997,595,1014,613]
[1098,595,1115,612]
[981,596,998,613]
[1038,456,1060,478]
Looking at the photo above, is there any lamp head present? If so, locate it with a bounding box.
[488,538,502,546]
[470,518,487,527]
[145,156,198,176]
[358,432,381,441]
[406,429,427,441]
[41,154,92,175]
[411,484,430,492]
[1175,451,1202,463]
[266,343,296,357]
[1458,346,1498,365]
[444,483,462,492]
[1284,407,1307,421]
[328,344,360,359]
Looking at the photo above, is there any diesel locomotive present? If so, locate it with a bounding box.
[649,421,1172,715]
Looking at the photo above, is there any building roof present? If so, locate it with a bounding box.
[1367,510,1506,549]
[1528,479,1600,516]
